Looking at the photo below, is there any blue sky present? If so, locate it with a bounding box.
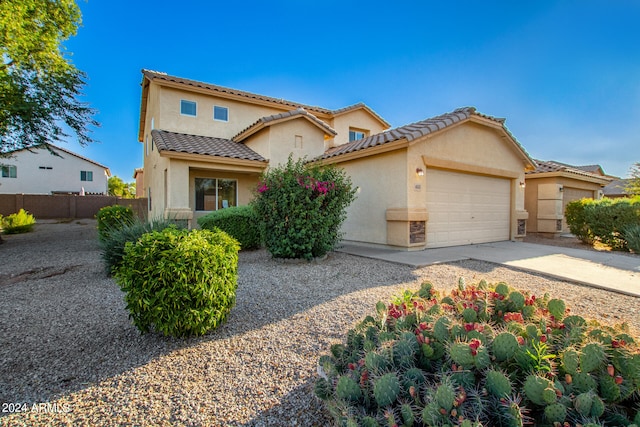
[62,0,640,180]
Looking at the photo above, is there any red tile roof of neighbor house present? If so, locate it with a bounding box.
[603,178,631,197]
[232,108,337,143]
[151,130,267,162]
[141,70,390,127]
[527,160,611,180]
[319,107,526,161]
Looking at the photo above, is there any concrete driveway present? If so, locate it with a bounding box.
[338,240,640,297]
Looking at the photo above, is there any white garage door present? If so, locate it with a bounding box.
[425,170,511,248]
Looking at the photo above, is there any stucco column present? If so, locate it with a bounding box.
[164,162,193,227]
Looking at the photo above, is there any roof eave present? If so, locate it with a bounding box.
[158,149,268,172]
[316,138,409,165]
[332,104,391,129]
[525,171,612,185]
[234,113,337,143]
[142,71,334,119]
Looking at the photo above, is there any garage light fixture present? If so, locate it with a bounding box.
[519,181,526,189]
[416,168,424,176]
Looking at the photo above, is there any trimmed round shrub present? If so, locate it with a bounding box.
[114,228,240,337]
[1,209,36,234]
[251,156,357,260]
[99,217,179,274]
[316,280,640,426]
[197,205,261,250]
[96,204,134,241]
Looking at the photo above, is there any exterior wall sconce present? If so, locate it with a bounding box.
[559,186,564,192]
[416,168,424,176]
[519,181,526,189]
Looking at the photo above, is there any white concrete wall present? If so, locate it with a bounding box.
[0,147,109,195]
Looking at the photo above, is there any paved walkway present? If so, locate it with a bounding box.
[337,241,640,297]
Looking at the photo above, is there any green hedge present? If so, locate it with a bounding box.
[197,205,261,250]
[114,227,239,337]
[565,197,640,251]
[96,205,135,241]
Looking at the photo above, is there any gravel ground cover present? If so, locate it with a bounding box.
[1,221,638,426]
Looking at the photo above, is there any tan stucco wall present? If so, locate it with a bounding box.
[261,118,328,166]
[525,175,601,233]
[328,108,389,148]
[157,86,292,139]
[142,136,171,220]
[339,150,409,245]
[409,122,528,241]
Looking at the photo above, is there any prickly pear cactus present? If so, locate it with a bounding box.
[493,331,519,362]
[485,369,512,398]
[336,376,362,402]
[315,279,640,426]
[373,373,400,407]
[547,298,566,320]
[543,402,567,423]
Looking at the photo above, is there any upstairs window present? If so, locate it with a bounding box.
[214,105,229,122]
[81,171,93,181]
[180,100,197,116]
[349,129,366,142]
[1,165,17,178]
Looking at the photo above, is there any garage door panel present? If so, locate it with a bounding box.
[426,170,511,248]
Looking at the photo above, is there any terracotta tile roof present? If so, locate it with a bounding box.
[603,178,631,196]
[331,103,391,127]
[141,70,390,127]
[319,107,516,160]
[151,129,266,162]
[232,108,336,143]
[143,69,333,115]
[527,160,611,181]
[575,164,604,174]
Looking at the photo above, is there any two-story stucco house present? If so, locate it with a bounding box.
[138,70,535,249]
[0,145,110,195]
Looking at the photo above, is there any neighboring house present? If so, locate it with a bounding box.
[133,167,144,198]
[0,145,110,195]
[524,160,612,235]
[138,70,535,249]
[603,178,632,198]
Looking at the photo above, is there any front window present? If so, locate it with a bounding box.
[214,105,229,122]
[195,178,237,211]
[81,171,93,181]
[1,165,17,178]
[349,129,366,141]
[181,100,197,116]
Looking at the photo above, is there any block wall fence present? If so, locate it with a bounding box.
[0,194,148,220]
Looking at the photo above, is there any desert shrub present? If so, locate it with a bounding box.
[251,156,357,260]
[316,280,640,426]
[114,227,239,337]
[99,217,179,274]
[624,224,640,254]
[197,205,261,250]
[96,205,134,241]
[1,209,36,234]
[566,197,640,251]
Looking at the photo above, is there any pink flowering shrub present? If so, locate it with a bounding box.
[251,156,356,260]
